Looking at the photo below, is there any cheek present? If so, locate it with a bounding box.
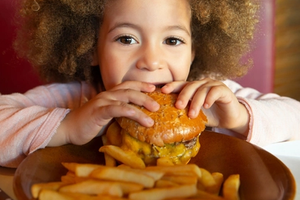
[99,56,124,90]
[170,55,192,81]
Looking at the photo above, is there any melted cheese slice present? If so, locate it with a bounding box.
[120,130,200,165]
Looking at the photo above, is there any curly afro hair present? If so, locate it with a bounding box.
[14,0,259,84]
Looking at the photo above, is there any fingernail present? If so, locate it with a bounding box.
[145,117,154,126]
[161,84,168,89]
[148,84,156,89]
[152,101,160,110]
[176,100,184,108]
[189,109,196,118]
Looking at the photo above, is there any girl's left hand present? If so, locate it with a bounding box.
[160,78,250,136]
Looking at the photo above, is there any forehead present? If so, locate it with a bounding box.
[103,0,191,24]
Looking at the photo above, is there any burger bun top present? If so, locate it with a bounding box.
[116,91,207,146]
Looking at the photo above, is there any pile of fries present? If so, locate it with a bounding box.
[32,162,240,200]
[32,156,240,200]
[31,124,241,200]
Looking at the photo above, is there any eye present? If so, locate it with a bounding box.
[164,37,184,46]
[116,35,138,45]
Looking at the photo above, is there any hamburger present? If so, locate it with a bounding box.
[114,90,207,165]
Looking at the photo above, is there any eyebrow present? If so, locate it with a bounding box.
[108,22,191,36]
[165,25,191,36]
[108,23,141,33]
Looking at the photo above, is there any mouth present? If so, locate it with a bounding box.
[155,84,165,89]
[142,82,166,89]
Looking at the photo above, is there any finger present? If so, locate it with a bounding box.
[111,81,156,93]
[160,81,187,94]
[203,83,230,108]
[96,103,155,127]
[188,87,211,118]
[97,89,160,112]
[177,79,222,118]
[175,81,208,110]
[188,81,227,118]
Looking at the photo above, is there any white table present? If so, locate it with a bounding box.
[263,140,300,200]
[0,140,299,200]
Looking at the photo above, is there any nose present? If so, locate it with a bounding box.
[136,44,165,71]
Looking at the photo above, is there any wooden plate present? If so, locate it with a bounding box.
[13,131,295,200]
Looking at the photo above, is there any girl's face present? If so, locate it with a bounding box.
[95,0,193,90]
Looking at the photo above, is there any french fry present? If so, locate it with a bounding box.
[99,145,145,169]
[65,192,111,200]
[222,174,240,200]
[117,164,132,169]
[106,121,122,146]
[199,168,216,187]
[156,157,174,166]
[197,181,205,191]
[60,173,76,184]
[161,175,198,185]
[65,171,75,176]
[104,152,117,167]
[101,135,117,167]
[199,168,217,193]
[61,162,103,177]
[134,169,164,181]
[129,184,197,200]
[39,189,74,200]
[179,189,226,200]
[115,181,144,194]
[117,164,165,181]
[59,180,123,197]
[31,182,67,199]
[39,189,108,200]
[146,164,202,178]
[61,173,89,184]
[61,162,77,173]
[59,179,143,197]
[196,190,225,200]
[75,163,104,177]
[211,172,224,195]
[155,179,179,188]
[89,166,155,188]
[96,195,127,200]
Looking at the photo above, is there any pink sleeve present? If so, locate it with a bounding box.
[0,82,97,168]
[213,80,300,147]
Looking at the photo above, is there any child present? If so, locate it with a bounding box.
[1,0,299,168]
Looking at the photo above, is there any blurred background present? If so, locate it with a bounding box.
[234,0,300,100]
[274,0,300,100]
[0,0,300,100]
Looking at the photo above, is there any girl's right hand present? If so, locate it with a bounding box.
[49,81,159,146]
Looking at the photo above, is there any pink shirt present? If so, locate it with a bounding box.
[0,80,299,168]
